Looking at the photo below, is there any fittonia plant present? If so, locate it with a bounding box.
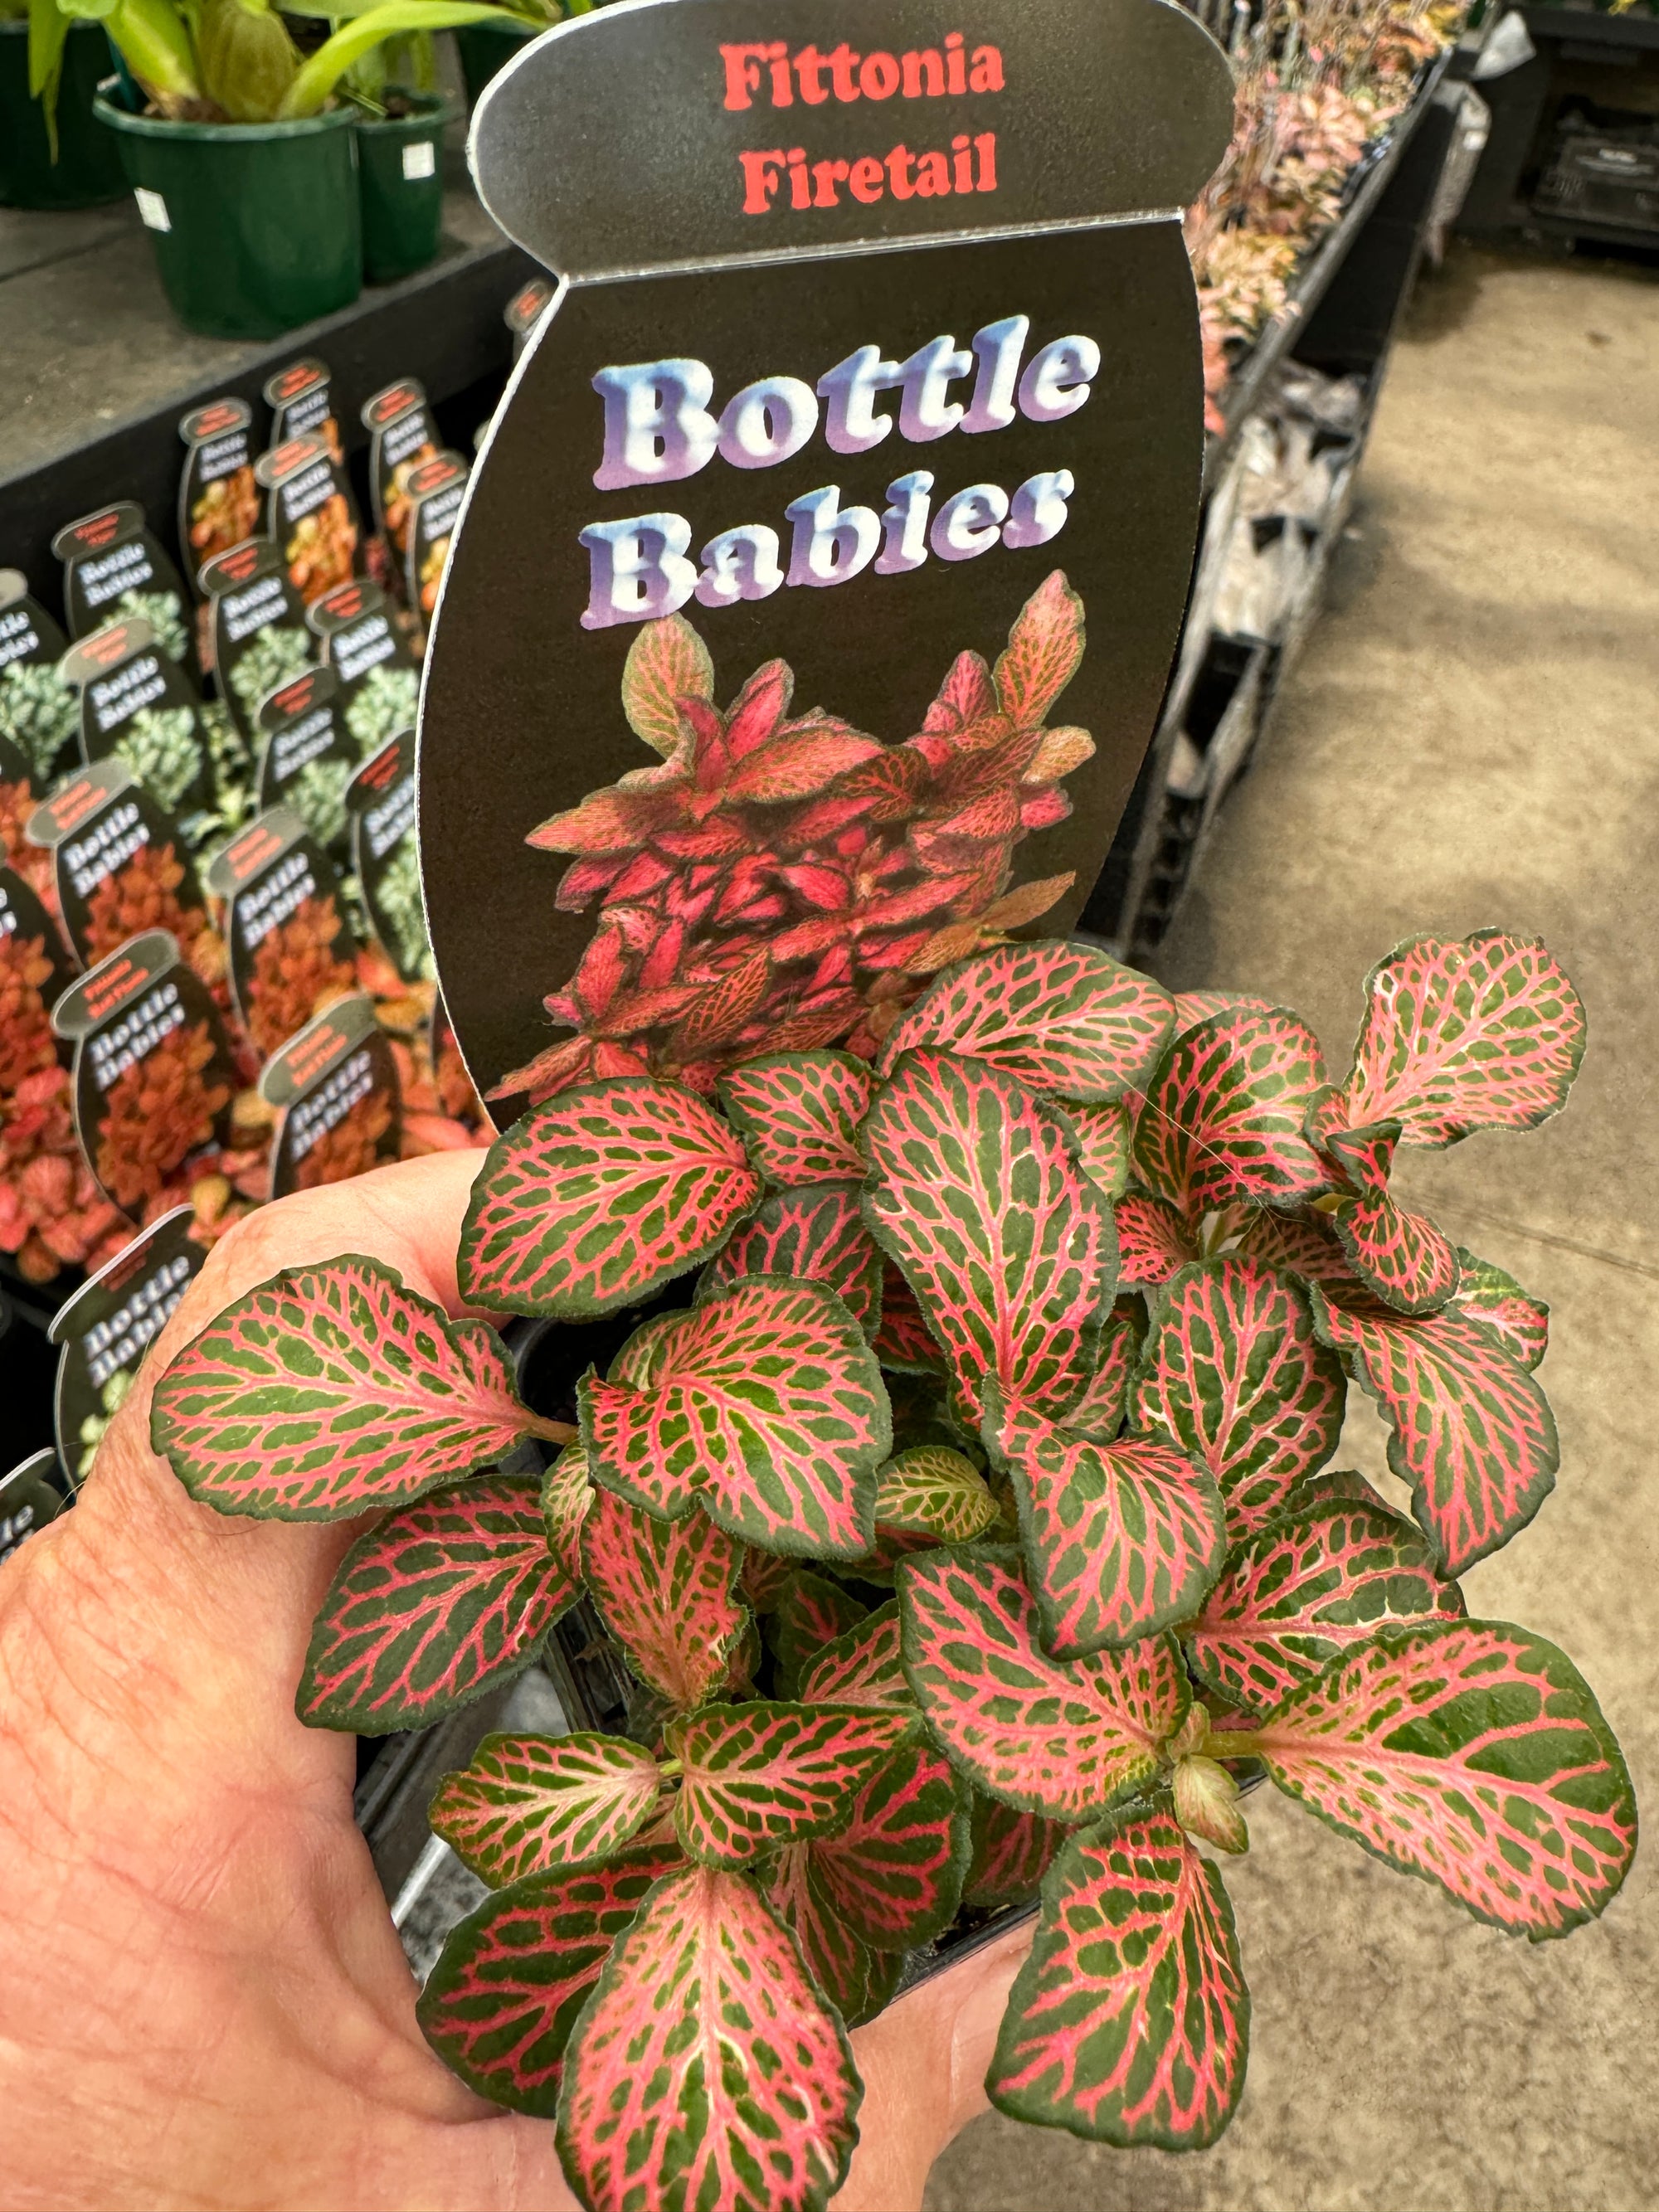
[150,930,1636,2212]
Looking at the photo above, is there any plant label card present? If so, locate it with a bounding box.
[202,537,314,743]
[505,275,555,358]
[265,357,346,464]
[27,758,211,975]
[52,929,236,1220]
[421,0,1232,1114]
[0,567,78,784]
[256,434,362,607]
[0,863,79,1030]
[347,727,429,984]
[253,663,358,856]
[53,501,195,683]
[405,451,471,623]
[306,578,421,761]
[362,378,442,566]
[178,399,261,608]
[261,990,401,1198]
[206,805,358,1061]
[0,1450,72,1563]
[61,615,213,825]
[47,1202,202,1490]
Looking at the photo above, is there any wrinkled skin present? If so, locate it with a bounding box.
[0,1150,1029,2212]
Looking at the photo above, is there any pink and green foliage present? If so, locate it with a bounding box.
[988,1807,1248,2147]
[430,1733,664,1885]
[150,1257,551,1521]
[299,1478,577,1732]
[580,1277,889,1557]
[459,1078,761,1317]
[150,923,1632,2206]
[1187,1499,1464,1717]
[556,1864,861,2212]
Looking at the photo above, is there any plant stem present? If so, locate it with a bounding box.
[106,0,203,107]
[655,1758,682,1781]
[1204,1728,1263,1759]
[521,1412,578,1446]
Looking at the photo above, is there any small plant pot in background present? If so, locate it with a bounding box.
[94,86,361,340]
[354,90,455,284]
[0,22,128,211]
[454,18,533,104]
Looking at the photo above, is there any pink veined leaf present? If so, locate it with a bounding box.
[1274,1465,1400,1521]
[1334,931,1586,1150]
[430,1731,664,1885]
[873,1446,998,1543]
[668,1699,915,1866]
[966,1796,1068,1909]
[863,1050,1116,1427]
[873,1264,947,1375]
[772,1568,868,1688]
[557,1864,860,2212]
[298,1478,577,1733]
[988,1806,1248,2147]
[925,645,996,730]
[1232,1205,1356,1286]
[1311,1288,1557,1576]
[416,1843,683,2116]
[541,1437,593,1579]
[741,1545,793,1614]
[1447,1247,1549,1370]
[1246,1619,1636,1937]
[797,1600,914,1712]
[1112,1194,1200,1287]
[1187,1499,1465,1718]
[699,1182,882,1333]
[1068,1098,1134,1199]
[1173,990,1277,1034]
[876,942,1174,1103]
[985,1387,1225,1658]
[722,718,883,804]
[1317,1116,1460,1315]
[759,1844,904,2028]
[620,614,714,759]
[992,568,1085,727]
[149,1257,538,1521]
[717,1051,871,1185]
[1132,1259,1346,1539]
[807,1740,971,1949]
[458,1078,761,1317]
[1059,1301,1144,1441]
[580,1278,889,1558]
[1132,1006,1329,1220]
[580,1488,747,1714]
[898,1547,1188,1821]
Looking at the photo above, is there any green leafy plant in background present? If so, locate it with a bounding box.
[288,753,353,849]
[0,658,80,780]
[112,584,187,665]
[229,623,312,717]
[344,662,418,755]
[110,701,202,814]
[151,922,1636,2212]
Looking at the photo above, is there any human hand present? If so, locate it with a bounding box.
[0,1151,1029,2212]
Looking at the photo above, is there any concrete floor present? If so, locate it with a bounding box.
[927,242,1659,2212]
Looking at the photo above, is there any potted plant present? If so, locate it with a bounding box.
[453,0,577,104]
[148,602,1634,2212]
[0,0,125,208]
[68,0,546,337]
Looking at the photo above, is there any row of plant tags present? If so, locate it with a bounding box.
[139,925,1634,2209]
[0,333,563,1529]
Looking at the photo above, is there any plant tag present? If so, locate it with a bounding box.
[362,379,440,559]
[347,727,428,983]
[0,863,79,1023]
[48,1204,202,1488]
[27,759,211,975]
[178,399,260,602]
[255,433,362,606]
[305,577,420,760]
[134,186,170,232]
[53,502,194,681]
[261,990,401,1198]
[264,357,345,464]
[402,139,436,181]
[251,663,356,854]
[52,931,236,1218]
[504,275,553,357]
[206,805,359,1059]
[0,1451,72,1561]
[202,536,314,743]
[0,568,77,783]
[422,0,1233,1112]
[404,450,470,620]
[61,616,213,827]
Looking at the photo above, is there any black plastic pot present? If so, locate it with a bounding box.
[0,21,127,211]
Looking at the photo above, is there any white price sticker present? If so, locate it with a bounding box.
[401,140,436,182]
[134,187,171,233]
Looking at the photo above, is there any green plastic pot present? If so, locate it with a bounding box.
[355,90,453,284]
[94,87,361,340]
[455,19,533,103]
[0,22,127,211]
